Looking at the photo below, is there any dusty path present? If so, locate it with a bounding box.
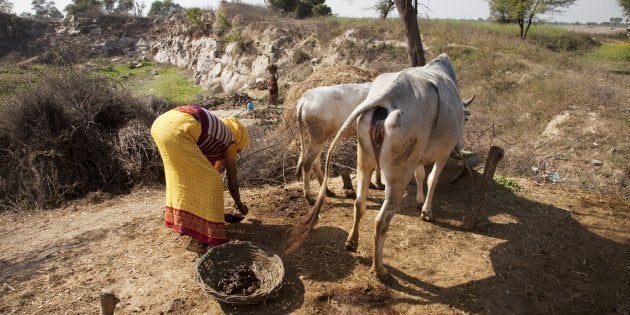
[1,176,629,314]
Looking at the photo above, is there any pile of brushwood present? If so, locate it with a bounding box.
[0,69,171,211]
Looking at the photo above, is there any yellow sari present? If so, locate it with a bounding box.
[151,110,227,245]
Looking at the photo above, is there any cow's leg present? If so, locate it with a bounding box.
[312,152,337,198]
[371,177,407,281]
[345,146,375,252]
[341,171,356,199]
[414,165,426,205]
[369,164,386,190]
[420,159,447,221]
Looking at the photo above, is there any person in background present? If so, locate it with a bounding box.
[151,105,250,254]
[267,64,279,106]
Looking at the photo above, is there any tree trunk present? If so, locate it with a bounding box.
[523,14,534,39]
[462,146,505,230]
[395,0,425,66]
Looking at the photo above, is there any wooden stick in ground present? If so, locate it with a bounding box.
[99,289,120,315]
[462,145,505,230]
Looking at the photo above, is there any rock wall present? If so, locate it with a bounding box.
[1,5,402,94]
[0,13,56,59]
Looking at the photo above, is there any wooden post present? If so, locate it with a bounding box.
[99,289,120,315]
[462,146,504,230]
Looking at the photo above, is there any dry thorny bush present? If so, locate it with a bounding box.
[0,70,168,211]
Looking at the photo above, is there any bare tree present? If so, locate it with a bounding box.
[132,0,144,16]
[395,0,425,66]
[371,0,395,19]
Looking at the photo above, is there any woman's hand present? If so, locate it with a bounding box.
[235,201,249,216]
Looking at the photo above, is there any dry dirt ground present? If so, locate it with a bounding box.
[1,172,629,314]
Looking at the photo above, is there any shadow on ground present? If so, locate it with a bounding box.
[380,173,630,314]
[221,223,354,314]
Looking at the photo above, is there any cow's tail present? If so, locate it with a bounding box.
[295,98,307,179]
[285,96,383,253]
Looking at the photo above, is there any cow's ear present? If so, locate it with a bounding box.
[463,94,475,108]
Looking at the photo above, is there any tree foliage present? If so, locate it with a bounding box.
[147,0,182,17]
[64,0,102,15]
[488,0,578,39]
[32,0,63,20]
[102,0,134,13]
[619,0,630,18]
[265,0,332,18]
[64,0,139,15]
[0,0,13,14]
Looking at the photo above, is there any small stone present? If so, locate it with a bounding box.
[591,159,603,166]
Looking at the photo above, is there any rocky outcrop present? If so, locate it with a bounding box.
[1,4,404,93]
[0,13,56,59]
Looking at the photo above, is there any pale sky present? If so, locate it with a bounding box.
[11,0,626,23]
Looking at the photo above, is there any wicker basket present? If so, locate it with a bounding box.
[196,240,285,305]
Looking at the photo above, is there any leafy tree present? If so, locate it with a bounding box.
[488,0,513,23]
[395,0,425,66]
[102,0,134,13]
[372,0,395,19]
[0,0,13,14]
[147,0,182,17]
[32,0,63,20]
[488,0,578,40]
[265,0,332,18]
[64,0,102,15]
[312,3,332,16]
[115,0,134,13]
[265,0,296,13]
[619,0,630,18]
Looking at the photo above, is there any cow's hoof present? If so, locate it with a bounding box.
[325,189,337,198]
[344,189,357,199]
[306,196,315,205]
[345,240,358,252]
[420,211,433,222]
[370,266,391,281]
[369,183,386,191]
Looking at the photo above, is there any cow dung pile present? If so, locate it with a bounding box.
[217,264,261,295]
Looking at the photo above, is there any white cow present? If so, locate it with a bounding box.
[287,53,474,280]
[295,82,383,205]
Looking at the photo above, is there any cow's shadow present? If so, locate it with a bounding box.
[377,173,630,314]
